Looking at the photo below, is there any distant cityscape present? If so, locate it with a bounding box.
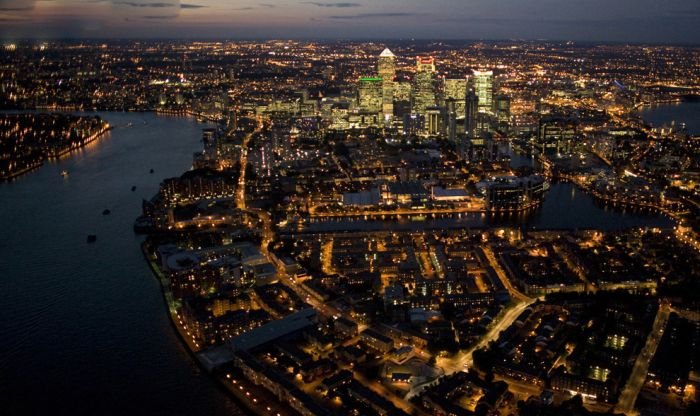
[1,39,699,416]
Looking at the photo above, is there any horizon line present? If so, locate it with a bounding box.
[2,37,700,48]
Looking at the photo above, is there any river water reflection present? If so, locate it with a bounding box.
[0,112,243,415]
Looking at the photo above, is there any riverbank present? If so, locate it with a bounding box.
[307,201,544,219]
[140,241,293,416]
[1,111,240,416]
[637,100,700,135]
[633,98,685,110]
[0,160,43,181]
[0,114,111,181]
[156,108,223,123]
[49,124,112,160]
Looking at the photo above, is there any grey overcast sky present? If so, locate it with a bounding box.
[0,0,699,43]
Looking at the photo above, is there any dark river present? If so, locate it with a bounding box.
[0,112,243,415]
[638,100,700,135]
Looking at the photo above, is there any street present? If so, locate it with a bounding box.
[615,302,671,414]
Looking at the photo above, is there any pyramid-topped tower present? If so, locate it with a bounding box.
[379,48,395,58]
[377,48,396,120]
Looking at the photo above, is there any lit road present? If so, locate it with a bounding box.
[353,370,428,416]
[320,240,334,275]
[552,244,596,292]
[443,300,533,372]
[406,299,534,400]
[495,375,543,400]
[615,302,671,415]
[670,305,700,322]
[249,203,364,327]
[233,123,345,320]
[330,152,352,182]
[251,206,333,316]
[252,206,350,323]
[248,289,282,320]
[406,244,535,399]
[236,124,262,211]
[481,245,532,303]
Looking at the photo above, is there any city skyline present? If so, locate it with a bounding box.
[0,0,699,44]
[2,33,699,416]
[2,0,700,413]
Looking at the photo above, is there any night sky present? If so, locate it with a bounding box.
[1,0,699,43]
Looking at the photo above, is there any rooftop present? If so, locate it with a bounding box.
[379,48,395,58]
[227,308,317,351]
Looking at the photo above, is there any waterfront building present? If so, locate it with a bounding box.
[232,350,333,416]
[182,299,268,345]
[537,116,577,156]
[476,175,547,210]
[380,181,430,206]
[159,169,237,204]
[431,186,469,202]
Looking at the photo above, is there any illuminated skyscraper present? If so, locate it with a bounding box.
[495,94,511,131]
[443,78,468,116]
[357,77,383,114]
[378,48,396,120]
[394,81,412,103]
[446,99,458,143]
[472,70,493,114]
[412,57,436,115]
[464,88,479,139]
[416,56,436,73]
[393,81,412,119]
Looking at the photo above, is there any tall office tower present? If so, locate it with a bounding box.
[393,81,412,119]
[412,57,437,115]
[472,70,494,114]
[378,48,396,120]
[416,56,436,73]
[393,81,412,103]
[443,78,468,116]
[464,88,479,139]
[357,77,383,114]
[494,94,511,132]
[446,99,458,143]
